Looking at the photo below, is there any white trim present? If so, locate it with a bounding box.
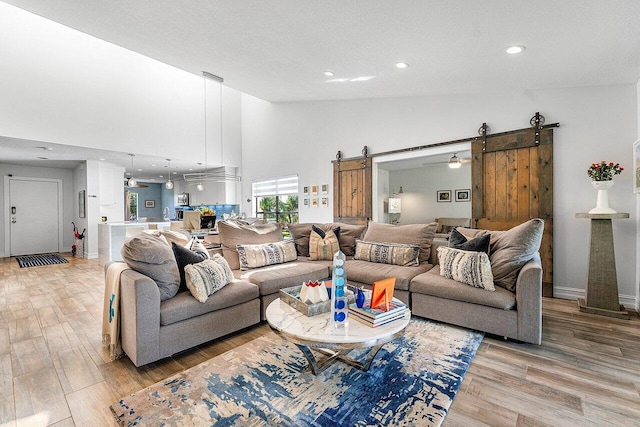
[4,176,64,256]
[554,286,636,309]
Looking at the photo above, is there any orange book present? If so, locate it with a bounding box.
[371,277,396,311]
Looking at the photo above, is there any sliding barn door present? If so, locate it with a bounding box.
[471,128,554,297]
[333,157,372,225]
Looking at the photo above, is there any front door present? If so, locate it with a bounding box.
[9,178,61,256]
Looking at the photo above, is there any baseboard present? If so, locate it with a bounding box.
[86,251,98,259]
[0,251,4,258]
[554,286,636,310]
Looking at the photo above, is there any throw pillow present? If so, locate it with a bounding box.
[354,239,420,267]
[311,224,341,242]
[236,240,297,270]
[362,222,437,264]
[437,246,495,291]
[184,255,234,303]
[455,218,544,291]
[309,228,340,260]
[332,222,367,256]
[172,242,207,291]
[217,220,283,270]
[121,232,180,301]
[449,228,491,254]
[185,236,209,258]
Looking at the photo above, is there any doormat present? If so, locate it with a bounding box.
[111,319,483,427]
[16,254,69,268]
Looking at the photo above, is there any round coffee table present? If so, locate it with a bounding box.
[266,297,410,375]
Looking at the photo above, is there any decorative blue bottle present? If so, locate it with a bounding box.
[331,250,348,329]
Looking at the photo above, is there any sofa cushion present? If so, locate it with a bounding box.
[449,228,490,254]
[184,236,209,258]
[354,240,420,267]
[309,228,340,260]
[456,219,544,291]
[184,255,234,303]
[344,259,433,291]
[160,280,259,326]
[236,261,329,296]
[288,223,366,257]
[362,222,437,264]
[437,246,494,291]
[410,266,515,310]
[218,220,283,270]
[121,232,180,301]
[143,229,191,247]
[172,242,207,291]
[237,240,297,270]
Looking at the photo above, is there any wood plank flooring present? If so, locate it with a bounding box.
[1,255,639,426]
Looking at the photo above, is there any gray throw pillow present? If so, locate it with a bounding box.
[456,218,544,291]
[121,233,180,301]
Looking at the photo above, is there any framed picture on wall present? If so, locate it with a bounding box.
[634,139,640,193]
[321,197,328,207]
[312,198,319,207]
[303,198,310,207]
[303,186,309,196]
[145,200,155,208]
[311,185,318,195]
[321,184,328,194]
[437,190,451,203]
[455,189,470,202]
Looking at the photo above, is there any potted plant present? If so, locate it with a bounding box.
[587,161,623,214]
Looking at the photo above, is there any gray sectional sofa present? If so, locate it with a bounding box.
[114,218,544,367]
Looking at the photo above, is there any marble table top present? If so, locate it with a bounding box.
[265,297,411,346]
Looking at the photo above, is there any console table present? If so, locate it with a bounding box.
[575,213,629,319]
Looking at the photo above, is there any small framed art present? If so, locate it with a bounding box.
[145,200,155,208]
[303,186,309,196]
[311,185,318,196]
[437,190,451,202]
[321,184,328,194]
[312,198,319,207]
[303,198,310,207]
[455,189,470,202]
[321,197,328,207]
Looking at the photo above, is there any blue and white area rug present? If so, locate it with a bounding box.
[111,318,483,426]
[16,253,69,268]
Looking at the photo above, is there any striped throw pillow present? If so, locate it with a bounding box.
[236,240,297,270]
[437,246,495,291]
[354,240,420,266]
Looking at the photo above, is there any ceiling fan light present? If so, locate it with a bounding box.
[165,180,173,190]
[127,177,137,187]
[196,183,204,191]
[448,153,462,169]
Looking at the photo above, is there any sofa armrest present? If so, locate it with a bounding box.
[119,269,161,366]
[515,253,543,344]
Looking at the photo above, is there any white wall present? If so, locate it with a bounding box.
[0,163,75,256]
[389,163,472,225]
[242,84,638,302]
[0,2,242,168]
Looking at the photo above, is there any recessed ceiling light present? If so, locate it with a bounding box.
[151,164,156,167]
[350,76,375,82]
[323,71,334,77]
[159,175,164,178]
[325,78,349,83]
[37,156,48,160]
[505,45,525,55]
[37,146,53,151]
[137,168,142,171]
[189,168,193,171]
[99,158,106,161]
[395,62,409,69]
[172,171,177,174]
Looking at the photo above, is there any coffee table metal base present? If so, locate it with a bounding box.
[295,343,385,375]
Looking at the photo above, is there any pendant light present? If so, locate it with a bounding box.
[196,162,204,191]
[448,153,462,169]
[165,159,174,189]
[127,154,137,187]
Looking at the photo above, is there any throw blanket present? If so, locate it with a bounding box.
[102,262,131,361]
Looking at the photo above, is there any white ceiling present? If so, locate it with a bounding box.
[2,1,640,175]
[3,0,640,103]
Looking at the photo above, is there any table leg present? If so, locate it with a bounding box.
[295,344,386,375]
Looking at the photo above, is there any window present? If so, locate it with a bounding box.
[252,175,299,226]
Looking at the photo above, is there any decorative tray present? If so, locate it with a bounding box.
[279,285,354,317]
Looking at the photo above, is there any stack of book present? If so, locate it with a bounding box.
[348,300,408,327]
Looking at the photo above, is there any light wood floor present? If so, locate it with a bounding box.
[1,256,638,426]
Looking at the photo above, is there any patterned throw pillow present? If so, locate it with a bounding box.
[437,246,494,291]
[236,240,297,270]
[354,240,420,267]
[309,227,340,260]
[184,255,234,303]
